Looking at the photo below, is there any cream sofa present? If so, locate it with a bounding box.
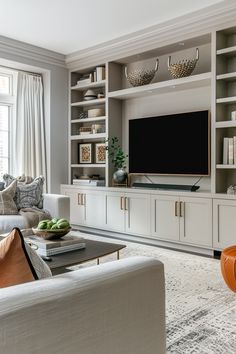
[0,193,70,233]
[0,256,166,354]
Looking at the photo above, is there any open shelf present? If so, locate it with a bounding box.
[216,96,236,104]
[71,98,106,107]
[71,164,106,168]
[216,164,236,169]
[217,72,236,81]
[70,133,106,140]
[71,80,106,91]
[108,73,211,100]
[217,46,236,57]
[215,121,236,128]
[71,116,107,124]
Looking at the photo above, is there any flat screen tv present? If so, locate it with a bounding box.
[129,110,210,176]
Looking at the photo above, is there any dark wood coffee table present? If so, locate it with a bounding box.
[45,236,126,275]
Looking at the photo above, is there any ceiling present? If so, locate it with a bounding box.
[0,0,224,55]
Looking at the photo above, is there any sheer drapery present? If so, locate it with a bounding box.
[13,72,46,181]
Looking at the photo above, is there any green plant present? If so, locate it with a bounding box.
[105,137,128,169]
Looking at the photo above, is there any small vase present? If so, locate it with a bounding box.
[113,168,128,184]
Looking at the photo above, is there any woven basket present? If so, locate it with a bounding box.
[125,59,159,87]
[168,48,199,79]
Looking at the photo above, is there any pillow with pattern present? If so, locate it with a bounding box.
[0,180,18,215]
[3,174,45,210]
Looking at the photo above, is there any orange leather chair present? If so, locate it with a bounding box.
[220,245,236,292]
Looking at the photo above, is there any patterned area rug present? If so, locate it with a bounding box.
[69,233,236,354]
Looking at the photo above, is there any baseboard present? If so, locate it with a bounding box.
[73,225,214,257]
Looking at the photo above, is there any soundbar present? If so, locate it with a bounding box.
[131,182,200,192]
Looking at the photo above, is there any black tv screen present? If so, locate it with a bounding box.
[129,110,210,176]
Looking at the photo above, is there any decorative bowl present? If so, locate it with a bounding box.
[168,48,199,79]
[32,227,71,240]
[125,58,159,87]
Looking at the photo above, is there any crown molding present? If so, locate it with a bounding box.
[65,0,236,70]
[0,35,66,68]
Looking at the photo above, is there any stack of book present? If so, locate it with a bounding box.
[26,234,86,256]
[76,73,93,86]
[223,137,236,164]
[72,179,105,186]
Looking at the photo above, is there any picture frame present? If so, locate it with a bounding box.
[95,143,106,164]
[79,143,92,163]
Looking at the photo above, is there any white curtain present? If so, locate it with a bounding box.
[13,72,46,181]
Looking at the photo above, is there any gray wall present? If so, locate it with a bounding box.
[0,38,68,193]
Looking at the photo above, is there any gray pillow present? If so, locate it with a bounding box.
[0,180,18,215]
[3,174,45,209]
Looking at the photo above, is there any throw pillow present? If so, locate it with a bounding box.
[3,174,45,209]
[0,227,51,288]
[15,176,45,209]
[3,173,33,186]
[0,180,18,215]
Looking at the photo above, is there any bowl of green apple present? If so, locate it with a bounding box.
[32,218,71,240]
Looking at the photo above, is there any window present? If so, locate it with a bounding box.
[0,105,9,177]
[0,74,10,95]
[0,68,17,178]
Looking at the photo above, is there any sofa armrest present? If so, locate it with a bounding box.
[0,256,166,354]
[43,194,70,220]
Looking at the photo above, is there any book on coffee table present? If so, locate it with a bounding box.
[26,234,86,256]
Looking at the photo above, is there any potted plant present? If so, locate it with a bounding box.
[105,137,128,183]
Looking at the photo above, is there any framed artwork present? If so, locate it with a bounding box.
[95,143,106,164]
[79,143,92,163]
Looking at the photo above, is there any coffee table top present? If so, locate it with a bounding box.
[45,235,126,270]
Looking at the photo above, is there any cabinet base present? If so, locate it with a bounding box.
[131,182,200,192]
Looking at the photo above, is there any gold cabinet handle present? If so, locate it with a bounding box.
[78,193,81,205]
[124,197,128,211]
[180,201,185,217]
[120,196,124,210]
[175,201,178,216]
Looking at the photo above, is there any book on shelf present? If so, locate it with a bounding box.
[228,137,234,164]
[233,136,236,164]
[26,234,86,256]
[223,137,229,164]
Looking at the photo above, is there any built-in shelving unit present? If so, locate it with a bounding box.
[68,33,212,188]
[215,26,236,193]
[69,64,108,185]
[67,26,236,194]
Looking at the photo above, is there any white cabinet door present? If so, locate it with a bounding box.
[179,197,212,247]
[151,195,179,241]
[125,193,151,236]
[213,199,236,249]
[84,191,106,229]
[62,189,86,225]
[106,192,125,232]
